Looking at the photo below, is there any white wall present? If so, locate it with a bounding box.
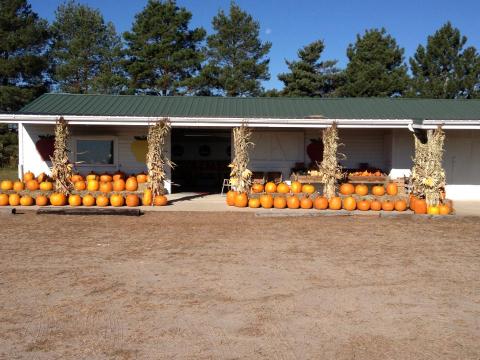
[21,124,172,193]
[249,130,305,180]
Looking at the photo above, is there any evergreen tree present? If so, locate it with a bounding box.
[0,0,49,111]
[409,22,480,99]
[199,2,271,97]
[278,40,343,97]
[337,28,408,97]
[50,0,125,94]
[124,0,205,96]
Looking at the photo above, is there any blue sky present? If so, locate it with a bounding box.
[30,0,480,90]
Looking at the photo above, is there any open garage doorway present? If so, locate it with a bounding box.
[171,128,231,193]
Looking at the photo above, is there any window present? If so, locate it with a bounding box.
[75,138,115,165]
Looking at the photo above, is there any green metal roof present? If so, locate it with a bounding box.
[19,93,480,120]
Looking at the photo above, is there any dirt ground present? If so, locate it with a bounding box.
[0,211,479,360]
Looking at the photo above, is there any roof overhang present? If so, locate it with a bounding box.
[0,114,479,129]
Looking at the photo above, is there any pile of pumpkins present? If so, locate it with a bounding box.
[0,171,168,207]
[227,181,452,215]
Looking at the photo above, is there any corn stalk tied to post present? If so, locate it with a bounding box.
[50,117,72,195]
[411,126,446,206]
[316,122,345,199]
[147,118,174,200]
[229,122,254,193]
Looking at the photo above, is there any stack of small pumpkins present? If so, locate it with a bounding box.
[408,195,451,215]
[227,180,452,215]
[0,170,168,207]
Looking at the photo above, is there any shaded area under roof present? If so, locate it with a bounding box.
[18,93,480,120]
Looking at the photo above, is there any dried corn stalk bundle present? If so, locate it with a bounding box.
[229,122,253,193]
[411,126,446,206]
[50,117,72,194]
[147,118,174,200]
[316,122,345,199]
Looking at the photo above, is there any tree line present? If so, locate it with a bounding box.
[1,0,480,166]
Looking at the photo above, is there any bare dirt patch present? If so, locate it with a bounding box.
[0,211,479,359]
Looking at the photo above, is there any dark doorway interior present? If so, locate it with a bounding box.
[171,128,231,193]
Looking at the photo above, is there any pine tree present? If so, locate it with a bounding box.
[0,0,49,111]
[409,22,480,99]
[199,2,271,97]
[124,0,205,96]
[49,0,126,94]
[337,28,409,97]
[278,40,343,97]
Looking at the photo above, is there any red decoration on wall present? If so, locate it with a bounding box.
[35,135,55,161]
[306,138,324,164]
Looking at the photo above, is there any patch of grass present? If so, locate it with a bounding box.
[0,167,18,180]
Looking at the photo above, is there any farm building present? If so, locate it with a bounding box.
[0,93,479,200]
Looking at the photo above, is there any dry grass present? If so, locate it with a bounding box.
[317,123,345,198]
[229,122,253,193]
[0,211,479,359]
[50,117,73,195]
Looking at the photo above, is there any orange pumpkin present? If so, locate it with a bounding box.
[74,181,87,191]
[23,171,35,182]
[394,199,407,211]
[302,184,315,194]
[273,196,287,209]
[153,195,168,206]
[126,194,140,207]
[277,183,290,194]
[20,195,34,206]
[110,194,124,207]
[112,171,125,181]
[8,193,20,206]
[259,194,274,208]
[113,179,126,192]
[382,200,395,211]
[26,179,39,191]
[99,181,113,193]
[71,174,83,183]
[35,195,48,206]
[300,196,313,209]
[136,173,148,183]
[234,192,248,207]
[39,181,53,191]
[439,204,451,215]
[142,189,153,205]
[68,195,82,206]
[409,195,417,211]
[226,190,237,206]
[87,180,99,192]
[265,182,277,193]
[248,198,261,208]
[0,180,13,191]
[286,195,300,209]
[313,196,328,210]
[342,196,357,211]
[13,181,25,192]
[414,199,427,214]
[386,182,398,196]
[99,174,113,182]
[339,183,354,195]
[370,200,382,211]
[82,194,95,206]
[125,177,138,191]
[251,183,264,193]
[355,184,368,196]
[49,193,67,206]
[86,173,98,181]
[371,185,385,196]
[0,193,9,206]
[357,199,371,211]
[37,172,48,183]
[290,181,302,194]
[328,196,342,210]
[96,195,109,207]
